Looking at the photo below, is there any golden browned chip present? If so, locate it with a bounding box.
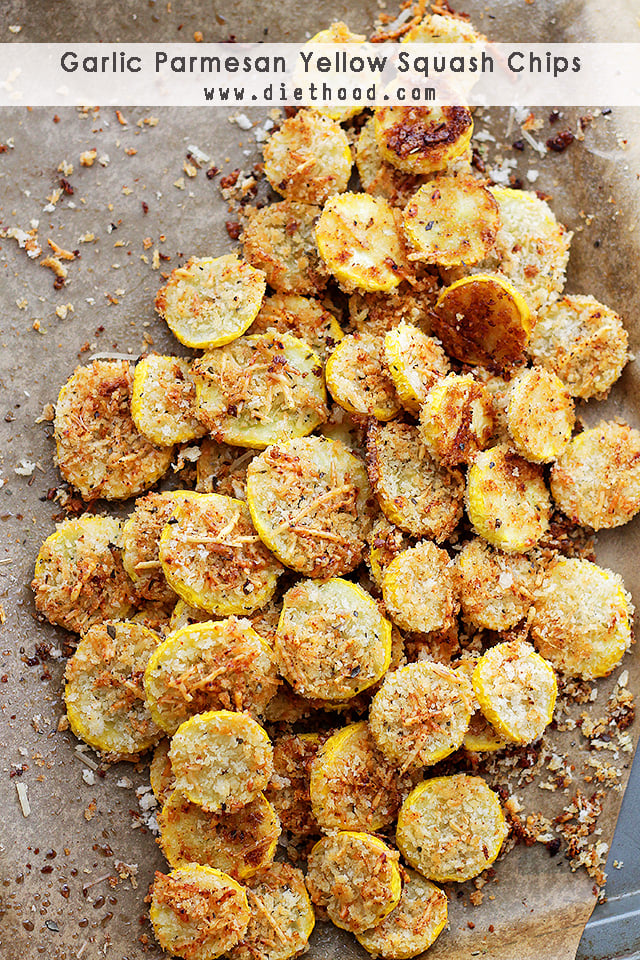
[355,117,431,207]
[242,201,329,295]
[158,493,282,616]
[455,537,538,631]
[122,491,195,605]
[144,618,279,734]
[158,789,280,879]
[195,439,258,499]
[263,108,352,205]
[369,661,473,771]
[382,541,457,635]
[150,865,250,960]
[374,106,473,175]
[431,274,532,372]
[528,294,629,400]
[506,366,574,463]
[366,420,465,540]
[550,421,640,529]
[32,516,137,634]
[265,732,322,837]
[246,436,375,578]
[384,321,450,414]
[250,292,344,360]
[54,360,173,500]
[419,373,495,466]
[64,620,162,757]
[326,332,401,420]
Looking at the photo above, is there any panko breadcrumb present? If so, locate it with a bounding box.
[550,421,640,529]
[150,865,250,960]
[32,516,137,634]
[250,293,343,361]
[419,373,495,466]
[381,541,457,634]
[306,832,401,934]
[246,436,375,578]
[265,732,321,837]
[263,108,352,205]
[64,620,162,757]
[326,333,401,420]
[168,709,273,814]
[369,661,473,771]
[396,775,508,882]
[455,538,538,631]
[122,491,195,605]
[506,366,574,463]
[242,201,329,295]
[131,355,206,446]
[530,557,633,679]
[158,789,280,879]
[54,360,172,500]
[367,420,464,540]
[528,293,629,399]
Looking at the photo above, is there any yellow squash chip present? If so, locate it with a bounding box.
[64,620,162,757]
[396,775,508,882]
[472,640,557,744]
[192,333,327,449]
[122,490,195,605]
[369,661,473,771]
[150,865,250,960]
[306,832,401,934]
[374,106,473,175]
[356,868,448,960]
[355,117,430,207]
[158,789,280,879]
[144,618,279,734]
[383,321,450,414]
[316,193,406,293]
[155,254,265,349]
[530,557,633,679]
[274,578,392,701]
[158,493,282,616]
[306,22,366,123]
[419,372,495,466]
[242,200,329,295]
[466,444,551,553]
[246,435,374,578]
[381,541,457,634]
[250,292,344,360]
[506,366,574,463]
[131,355,206,446]
[168,710,273,814]
[326,332,401,420]
[455,537,538,631]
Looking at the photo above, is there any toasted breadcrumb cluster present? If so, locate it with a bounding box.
[29,9,639,960]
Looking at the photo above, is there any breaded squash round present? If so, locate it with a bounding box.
[369,661,473,771]
[489,186,571,312]
[151,739,176,807]
[367,516,412,588]
[158,493,282,617]
[403,11,484,43]
[150,864,250,960]
[396,775,508,882]
[131,355,206,447]
[158,789,279,879]
[472,640,557,745]
[274,578,392,701]
[263,109,352,205]
[122,491,195,605]
[355,118,431,207]
[374,106,473,175]
[366,421,465,540]
[250,293,344,361]
[265,732,321,837]
[316,193,406,293]
[528,294,629,399]
[242,201,329,295]
[382,541,457,634]
[192,333,327,449]
[432,274,532,372]
[356,868,448,960]
[383,322,450,414]
[455,538,538,631]
[155,254,265,350]
[196,440,257,499]
[246,436,374,578]
[466,444,551,553]
[144,618,279,734]
[64,620,162,757]
[326,332,401,420]
[306,22,366,123]
[402,174,499,267]
[169,710,273,814]
[310,721,411,832]
[32,516,137,634]
[453,658,507,753]
[529,557,633,679]
[306,832,402,934]
[54,360,172,500]
[506,366,574,463]
[550,421,640,529]
[419,373,495,466]
[229,861,315,960]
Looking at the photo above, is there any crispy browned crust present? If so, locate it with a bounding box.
[378,106,472,164]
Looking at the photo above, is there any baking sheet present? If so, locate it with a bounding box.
[1,2,639,959]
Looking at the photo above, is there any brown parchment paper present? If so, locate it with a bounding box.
[0,3,639,960]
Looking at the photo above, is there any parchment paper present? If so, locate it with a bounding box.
[0,3,639,959]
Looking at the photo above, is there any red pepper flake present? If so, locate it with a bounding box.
[53,115,61,123]
[141,201,149,214]
[546,130,575,153]
[225,221,242,240]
